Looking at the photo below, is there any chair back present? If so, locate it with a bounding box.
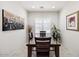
[35,37,51,52]
[40,31,46,37]
[35,37,51,44]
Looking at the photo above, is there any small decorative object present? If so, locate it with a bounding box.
[51,25,61,44]
[66,11,79,31]
[28,25,33,42]
[2,9,24,31]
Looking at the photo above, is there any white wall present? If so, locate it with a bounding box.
[28,12,59,26]
[59,1,79,56]
[0,2,28,56]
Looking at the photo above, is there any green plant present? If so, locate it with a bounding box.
[51,25,61,44]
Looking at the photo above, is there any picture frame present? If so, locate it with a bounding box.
[2,9,24,31]
[66,11,79,31]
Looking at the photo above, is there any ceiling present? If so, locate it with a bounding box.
[20,1,68,12]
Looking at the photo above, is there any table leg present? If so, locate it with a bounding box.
[55,46,59,57]
[28,46,32,57]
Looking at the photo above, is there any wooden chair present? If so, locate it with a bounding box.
[35,37,51,57]
[40,31,46,37]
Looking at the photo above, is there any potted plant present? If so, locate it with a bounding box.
[51,25,61,44]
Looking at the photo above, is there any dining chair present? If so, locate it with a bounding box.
[40,31,46,37]
[35,37,51,57]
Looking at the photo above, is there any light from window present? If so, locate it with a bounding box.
[35,19,51,34]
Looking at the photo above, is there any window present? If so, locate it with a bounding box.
[35,19,51,34]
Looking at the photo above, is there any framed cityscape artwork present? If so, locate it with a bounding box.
[2,9,24,31]
[66,11,79,31]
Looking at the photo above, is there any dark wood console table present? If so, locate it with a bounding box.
[26,44,61,57]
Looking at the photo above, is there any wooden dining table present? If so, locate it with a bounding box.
[26,43,61,57]
[26,34,61,57]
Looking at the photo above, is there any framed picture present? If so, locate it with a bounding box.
[66,11,79,31]
[2,9,24,31]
